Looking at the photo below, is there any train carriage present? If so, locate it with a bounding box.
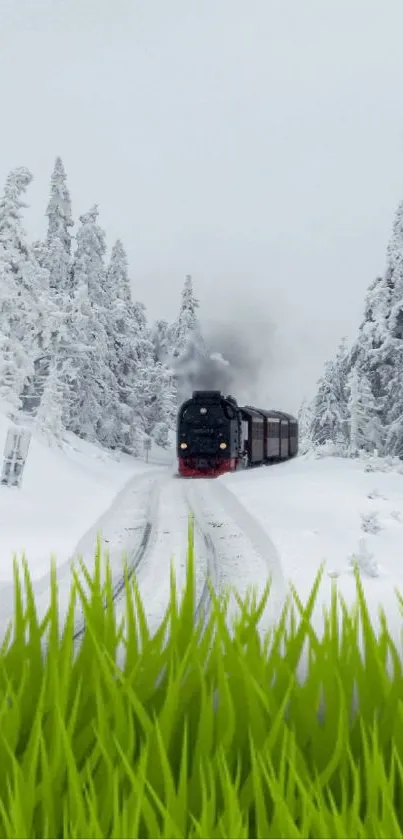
[240,406,264,465]
[253,409,281,460]
[266,410,298,458]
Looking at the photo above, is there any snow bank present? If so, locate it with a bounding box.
[221,454,403,643]
[0,411,171,587]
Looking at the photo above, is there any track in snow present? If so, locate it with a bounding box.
[182,477,286,633]
[72,468,284,643]
[73,473,219,641]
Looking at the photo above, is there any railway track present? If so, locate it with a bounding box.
[182,477,286,634]
[72,474,220,643]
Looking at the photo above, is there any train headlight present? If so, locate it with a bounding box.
[219,442,227,450]
[200,407,207,414]
[180,442,188,449]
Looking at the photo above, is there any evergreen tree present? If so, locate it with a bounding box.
[113,296,175,447]
[384,344,403,457]
[106,240,131,303]
[46,157,74,255]
[297,397,314,453]
[35,359,64,444]
[350,274,394,434]
[382,201,403,455]
[71,206,106,303]
[346,365,383,455]
[99,241,140,452]
[0,167,48,413]
[133,360,176,446]
[151,319,170,363]
[66,208,114,441]
[171,274,205,357]
[44,157,74,304]
[348,201,403,455]
[39,158,77,436]
[310,339,350,451]
[170,274,208,403]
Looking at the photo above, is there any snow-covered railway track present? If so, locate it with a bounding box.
[183,477,287,634]
[183,483,220,629]
[73,473,162,641]
[73,474,221,643]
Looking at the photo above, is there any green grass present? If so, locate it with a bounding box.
[0,517,403,837]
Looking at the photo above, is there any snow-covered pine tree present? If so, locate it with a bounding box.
[98,240,141,453]
[46,157,74,255]
[34,358,64,445]
[309,339,350,452]
[135,360,176,447]
[0,167,49,416]
[169,274,208,403]
[346,365,383,456]
[38,158,77,436]
[297,397,314,453]
[382,201,403,456]
[384,343,403,457]
[347,200,403,455]
[66,207,117,442]
[171,274,204,357]
[45,159,74,300]
[130,301,176,446]
[151,319,171,364]
[349,274,393,446]
[71,206,107,305]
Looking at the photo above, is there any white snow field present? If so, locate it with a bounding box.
[1,407,403,646]
[221,453,403,644]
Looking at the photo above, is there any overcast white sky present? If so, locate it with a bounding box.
[1,0,403,411]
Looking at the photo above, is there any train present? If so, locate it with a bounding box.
[177,389,298,478]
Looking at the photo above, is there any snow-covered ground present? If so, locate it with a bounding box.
[221,453,403,642]
[1,410,403,647]
[0,412,173,632]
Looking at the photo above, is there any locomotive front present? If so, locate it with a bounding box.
[177,390,240,477]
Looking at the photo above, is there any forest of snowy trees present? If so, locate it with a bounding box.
[0,159,205,454]
[300,199,403,459]
[3,155,402,463]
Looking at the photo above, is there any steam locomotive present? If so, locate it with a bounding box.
[177,390,298,478]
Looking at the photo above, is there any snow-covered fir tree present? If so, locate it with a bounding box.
[169,274,208,402]
[384,343,403,457]
[151,319,171,364]
[349,274,393,444]
[346,365,383,455]
[130,302,176,446]
[0,167,50,416]
[71,206,107,303]
[0,158,226,458]
[347,201,403,455]
[171,274,204,357]
[34,358,65,445]
[46,157,74,255]
[382,201,403,455]
[297,397,314,453]
[100,240,142,453]
[309,338,350,451]
[66,207,116,442]
[308,197,403,459]
[39,158,77,435]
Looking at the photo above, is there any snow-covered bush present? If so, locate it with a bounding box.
[151,421,171,449]
[313,439,347,459]
[360,511,382,535]
[349,538,380,576]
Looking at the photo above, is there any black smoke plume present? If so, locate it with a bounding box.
[172,314,275,405]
